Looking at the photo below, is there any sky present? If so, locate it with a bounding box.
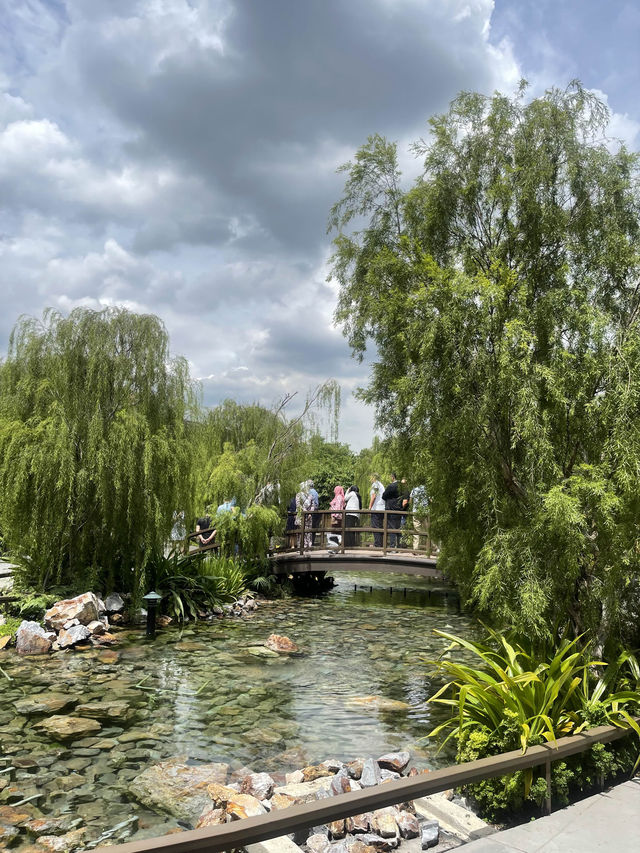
[1,1,639,449]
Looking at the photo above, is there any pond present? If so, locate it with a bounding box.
[0,571,478,848]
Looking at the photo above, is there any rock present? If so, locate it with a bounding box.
[16,621,55,655]
[128,759,229,824]
[395,811,419,839]
[35,828,86,852]
[328,819,346,839]
[110,613,124,624]
[273,777,334,802]
[377,752,410,773]
[195,808,226,828]
[0,824,20,845]
[24,817,76,837]
[308,833,331,853]
[269,792,297,810]
[303,764,332,782]
[157,615,172,627]
[44,593,100,631]
[76,701,134,723]
[345,840,377,853]
[226,792,266,819]
[322,759,344,773]
[379,770,401,781]
[330,773,355,796]
[247,646,279,658]
[285,770,304,784]
[0,804,32,824]
[62,619,80,629]
[0,635,11,650]
[264,634,298,653]
[359,758,382,788]
[104,593,125,613]
[346,758,365,779]
[240,772,275,801]
[33,716,101,741]
[358,833,398,851]
[420,820,439,850]
[57,625,92,649]
[371,809,398,839]
[347,697,410,712]
[346,813,372,834]
[86,620,106,636]
[92,631,117,644]
[14,694,77,716]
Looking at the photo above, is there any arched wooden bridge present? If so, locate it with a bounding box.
[189,509,443,579]
[272,508,442,579]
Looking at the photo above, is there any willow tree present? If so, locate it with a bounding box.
[0,308,196,593]
[330,83,640,649]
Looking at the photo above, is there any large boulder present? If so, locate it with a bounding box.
[44,593,100,631]
[128,758,229,824]
[16,621,55,655]
[33,716,102,741]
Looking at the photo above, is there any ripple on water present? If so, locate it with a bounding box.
[0,571,477,849]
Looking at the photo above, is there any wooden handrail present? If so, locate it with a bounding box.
[90,720,637,852]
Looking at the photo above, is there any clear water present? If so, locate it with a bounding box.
[0,572,477,847]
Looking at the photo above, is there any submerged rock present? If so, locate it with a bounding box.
[35,828,86,852]
[14,694,78,717]
[246,646,279,658]
[16,621,55,655]
[128,758,228,824]
[76,700,134,723]
[33,716,102,741]
[264,634,299,653]
[347,697,411,712]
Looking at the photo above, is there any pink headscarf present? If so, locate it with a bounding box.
[330,485,345,518]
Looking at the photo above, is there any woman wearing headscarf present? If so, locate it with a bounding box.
[295,480,314,550]
[345,485,361,547]
[330,485,345,531]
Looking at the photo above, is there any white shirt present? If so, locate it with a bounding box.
[370,480,385,511]
[346,491,360,515]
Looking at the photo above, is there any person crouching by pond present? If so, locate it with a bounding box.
[345,485,361,547]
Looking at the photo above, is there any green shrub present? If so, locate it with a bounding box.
[425,627,640,820]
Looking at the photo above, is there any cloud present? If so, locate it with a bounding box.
[0,0,579,449]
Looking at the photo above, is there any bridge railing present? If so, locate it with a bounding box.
[282,508,436,557]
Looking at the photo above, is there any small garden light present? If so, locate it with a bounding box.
[143,590,163,638]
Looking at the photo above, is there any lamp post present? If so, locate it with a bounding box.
[142,590,163,638]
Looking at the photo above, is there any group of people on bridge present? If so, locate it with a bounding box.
[286,474,434,553]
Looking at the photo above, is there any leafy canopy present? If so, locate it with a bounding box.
[330,83,640,648]
[0,307,195,593]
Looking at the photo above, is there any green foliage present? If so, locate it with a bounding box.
[214,505,283,566]
[306,435,355,504]
[0,307,196,594]
[149,549,247,622]
[330,82,640,647]
[425,627,640,819]
[12,592,59,621]
[0,615,23,639]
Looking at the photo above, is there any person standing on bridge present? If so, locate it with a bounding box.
[382,473,402,548]
[369,474,385,548]
[345,485,361,546]
[308,480,321,546]
[296,481,314,550]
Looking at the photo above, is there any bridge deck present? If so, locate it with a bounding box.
[270,548,442,578]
